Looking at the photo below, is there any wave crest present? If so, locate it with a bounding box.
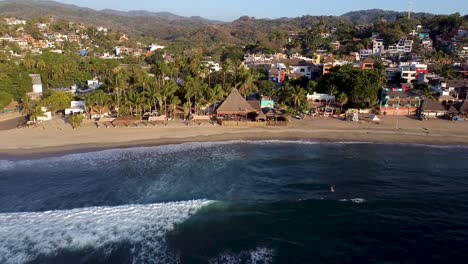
[0,200,213,264]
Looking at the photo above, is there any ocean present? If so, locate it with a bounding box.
[0,141,467,264]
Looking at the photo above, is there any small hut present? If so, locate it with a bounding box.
[420,99,447,118]
[216,88,258,120]
[256,111,267,122]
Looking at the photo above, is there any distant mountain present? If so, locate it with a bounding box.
[0,0,223,42]
[0,1,447,48]
[99,9,223,24]
[341,9,435,24]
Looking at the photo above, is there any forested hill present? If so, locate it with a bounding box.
[0,0,465,48]
[0,0,218,39]
[340,9,436,24]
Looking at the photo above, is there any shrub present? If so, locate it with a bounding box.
[69,114,84,129]
[0,91,13,109]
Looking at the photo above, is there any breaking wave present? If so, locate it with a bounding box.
[0,200,213,264]
[209,247,274,264]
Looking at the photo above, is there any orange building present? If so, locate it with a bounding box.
[361,57,375,70]
[322,56,335,75]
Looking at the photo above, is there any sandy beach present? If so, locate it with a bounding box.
[1,116,468,158]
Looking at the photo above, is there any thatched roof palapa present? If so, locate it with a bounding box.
[256,111,267,121]
[362,57,375,64]
[421,99,446,112]
[217,88,258,115]
[247,100,262,113]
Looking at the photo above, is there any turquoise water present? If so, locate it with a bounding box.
[1,141,467,263]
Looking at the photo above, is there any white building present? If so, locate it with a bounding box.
[29,74,43,94]
[16,39,29,49]
[65,101,86,116]
[372,39,384,56]
[289,60,314,79]
[87,78,103,90]
[97,27,108,33]
[4,18,26,25]
[149,44,165,52]
[399,62,427,83]
[307,92,335,102]
[388,39,414,54]
[201,61,220,72]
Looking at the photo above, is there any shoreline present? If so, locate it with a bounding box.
[1,128,468,160]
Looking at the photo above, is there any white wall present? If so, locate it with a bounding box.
[33,84,43,94]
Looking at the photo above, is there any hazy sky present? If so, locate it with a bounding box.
[55,0,468,21]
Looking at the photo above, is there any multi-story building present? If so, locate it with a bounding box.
[379,87,422,116]
[388,39,414,54]
[288,59,315,79]
[372,39,384,56]
[399,62,428,83]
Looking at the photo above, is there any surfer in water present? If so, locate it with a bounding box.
[330,185,336,193]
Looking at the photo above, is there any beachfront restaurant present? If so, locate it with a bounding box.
[379,88,422,116]
[216,88,259,122]
[420,99,448,119]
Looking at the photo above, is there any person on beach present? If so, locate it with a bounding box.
[330,185,336,193]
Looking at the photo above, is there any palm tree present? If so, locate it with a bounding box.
[20,96,35,117]
[94,90,110,117]
[114,69,128,116]
[161,80,178,116]
[144,79,161,113]
[184,77,205,115]
[288,86,307,113]
[423,85,435,100]
[125,90,144,116]
[184,83,194,116]
[151,61,170,85]
[206,84,226,115]
[137,71,152,91]
[220,61,231,89]
[183,102,191,120]
[29,106,45,123]
[327,85,338,97]
[36,59,46,71]
[337,92,348,112]
[237,71,259,99]
[23,55,36,70]
[169,95,181,120]
[327,85,339,106]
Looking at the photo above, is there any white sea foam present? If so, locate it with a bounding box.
[0,141,252,171]
[209,247,274,264]
[339,198,367,203]
[0,160,15,171]
[0,200,213,264]
[4,140,464,172]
